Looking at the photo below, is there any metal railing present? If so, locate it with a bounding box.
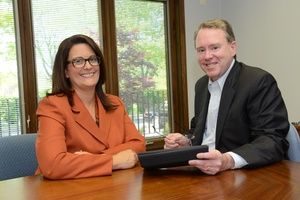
[0,91,169,138]
[122,90,169,138]
[0,97,21,137]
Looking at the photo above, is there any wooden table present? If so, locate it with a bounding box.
[1,160,300,200]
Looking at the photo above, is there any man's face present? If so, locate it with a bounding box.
[195,28,236,81]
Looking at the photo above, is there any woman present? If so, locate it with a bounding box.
[36,34,146,179]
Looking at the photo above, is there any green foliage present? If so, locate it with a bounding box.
[0,0,14,35]
[0,96,21,136]
[0,0,16,62]
[0,97,20,123]
[6,41,16,60]
[115,0,168,115]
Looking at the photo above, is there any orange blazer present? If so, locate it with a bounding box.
[36,92,146,179]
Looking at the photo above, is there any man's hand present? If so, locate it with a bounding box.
[188,150,234,175]
[164,133,190,149]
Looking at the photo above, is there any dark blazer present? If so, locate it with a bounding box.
[190,61,289,168]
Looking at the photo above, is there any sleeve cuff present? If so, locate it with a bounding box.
[227,151,248,169]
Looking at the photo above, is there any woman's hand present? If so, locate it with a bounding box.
[112,149,138,170]
[74,150,92,155]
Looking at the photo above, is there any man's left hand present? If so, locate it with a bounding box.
[188,150,234,175]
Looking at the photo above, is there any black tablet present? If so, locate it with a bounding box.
[138,145,208,169]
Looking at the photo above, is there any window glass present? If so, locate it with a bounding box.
[115,0,170,138]
[31,0,102,98]
[0,0,21,137]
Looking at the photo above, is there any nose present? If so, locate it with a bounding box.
[83,60,93,69]
[203,50,213,59]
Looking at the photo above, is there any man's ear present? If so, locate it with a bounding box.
[230,41,237,56]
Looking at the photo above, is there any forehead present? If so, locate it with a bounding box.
[68,43,95,58]
[196,28,227,47]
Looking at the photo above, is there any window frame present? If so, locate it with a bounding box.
[16,0,38,133]
[16,0,189,150]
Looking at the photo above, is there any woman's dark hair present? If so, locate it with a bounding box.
[47,34,117,111]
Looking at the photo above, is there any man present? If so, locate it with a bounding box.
[164,19,289,175]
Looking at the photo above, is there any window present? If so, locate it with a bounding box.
[31,0,102,98]
[115,0,170,138]
[6,0,188,149]
[0,0,22,137]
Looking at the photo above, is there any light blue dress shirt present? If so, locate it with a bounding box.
[202,59,248,169]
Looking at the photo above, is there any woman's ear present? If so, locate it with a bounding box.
[65,69,69,78]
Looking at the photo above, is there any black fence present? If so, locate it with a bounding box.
[0,91,169,138]
[0,97,21,137]
[122,90,169,137]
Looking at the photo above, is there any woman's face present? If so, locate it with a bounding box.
[65,43,100,93]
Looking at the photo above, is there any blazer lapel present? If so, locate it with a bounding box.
[215,63,240,145]
[97,97,111,144]
[193,82,210,145]
[71,93,110,147]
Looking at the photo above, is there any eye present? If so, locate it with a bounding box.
[89,56,98,63]
[72,57,84,65]
[196,47,205,53]
[211,45,220,51]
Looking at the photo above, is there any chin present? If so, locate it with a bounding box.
[208,74,220,81]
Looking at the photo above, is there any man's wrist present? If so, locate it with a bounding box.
[221,153,235,171]
[183,135,193,146]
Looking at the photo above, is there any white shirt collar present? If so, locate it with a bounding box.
[208,59,235,90]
